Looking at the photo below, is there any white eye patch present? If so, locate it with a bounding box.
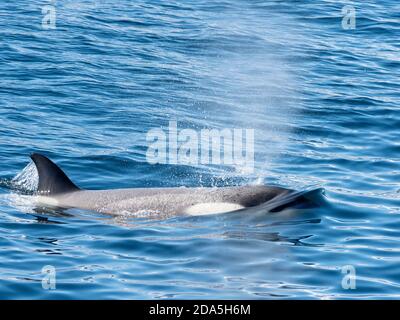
[184,202,244,216]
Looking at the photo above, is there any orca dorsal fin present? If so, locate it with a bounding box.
[30,153,80,195]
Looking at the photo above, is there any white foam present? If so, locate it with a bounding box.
[0,193,37,214]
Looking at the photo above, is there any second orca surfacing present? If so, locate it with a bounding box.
[30,153,321,216]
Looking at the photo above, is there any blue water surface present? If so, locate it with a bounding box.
[0,0,399,299]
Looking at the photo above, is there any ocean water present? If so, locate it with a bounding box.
[0,0,399,299]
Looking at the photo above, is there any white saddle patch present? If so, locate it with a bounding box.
[184,202,244,216]
[36,196,59,207]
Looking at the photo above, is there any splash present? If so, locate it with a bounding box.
[11,161,39,193]
[0,161,39,214]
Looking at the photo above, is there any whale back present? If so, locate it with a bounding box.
[30,153,80,195]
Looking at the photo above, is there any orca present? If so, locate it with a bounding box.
[30,153,321,216]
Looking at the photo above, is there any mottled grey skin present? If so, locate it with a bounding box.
[30,153,298,216]
[53,185,292,215]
